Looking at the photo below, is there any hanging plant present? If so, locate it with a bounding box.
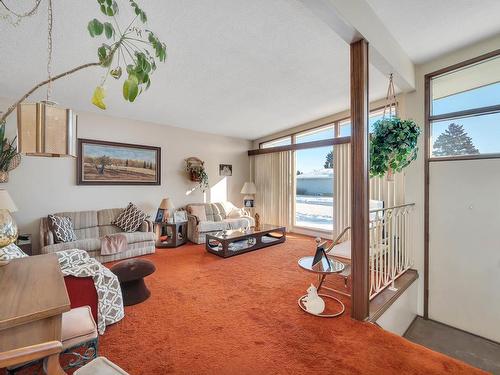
[185,158,209,192]
[370,73,420,178]
[0,0,167,124]
[370,116,420,178]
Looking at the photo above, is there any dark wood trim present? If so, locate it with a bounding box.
[425,48,500,79]
[77,138,161,185]
[248,137,350,156]
[424,75,430,320]
[369,269,419,322]
[428,104,500,122]
[350,39,370,321]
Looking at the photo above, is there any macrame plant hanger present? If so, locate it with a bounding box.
[382,73,398,119]
[383,73,398,181]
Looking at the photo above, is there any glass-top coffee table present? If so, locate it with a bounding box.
[206,224,286,258]
[297,255,346,317]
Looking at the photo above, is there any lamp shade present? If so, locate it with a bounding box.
[17,101,77,157]
[0,190,17,212]
[159,198,175,210]
[240,182,256,195]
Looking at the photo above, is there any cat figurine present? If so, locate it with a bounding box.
[301,284,325,314]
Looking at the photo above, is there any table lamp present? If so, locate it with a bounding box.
[0,189,18,266]
[159,197,175,222]
[240,182,256,208]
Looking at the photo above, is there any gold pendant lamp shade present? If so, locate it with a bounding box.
[17,101,77,157]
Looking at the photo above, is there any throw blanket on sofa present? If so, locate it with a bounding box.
[56,249,125,334]
[101,233,127,255]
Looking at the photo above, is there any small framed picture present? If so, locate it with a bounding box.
[155,209,164,223]
[219,164,232,176]
[243,199,254,208]
[174,210,188,223]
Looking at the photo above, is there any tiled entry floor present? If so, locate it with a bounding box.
[404,317,500,374]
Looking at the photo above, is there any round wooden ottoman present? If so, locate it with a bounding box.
[110,258,156,306]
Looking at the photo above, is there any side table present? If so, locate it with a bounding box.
[154,221,187,248]
[16,234,32,255]
[297,255,346,317]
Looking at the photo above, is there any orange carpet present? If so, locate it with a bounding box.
[98,234,484,374]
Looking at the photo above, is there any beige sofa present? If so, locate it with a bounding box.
[40,208,155,263]
[186,201,255,244]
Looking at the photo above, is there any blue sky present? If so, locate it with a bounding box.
[83,144,156,162]
[296,81,500,172]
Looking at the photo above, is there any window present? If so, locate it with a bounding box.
[260,136,291,149]
[295,124,334,144]
[429,54,500,158]
[336,107,394,137]
[295,146,333,231]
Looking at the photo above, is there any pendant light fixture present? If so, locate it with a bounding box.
[17,0,77,157]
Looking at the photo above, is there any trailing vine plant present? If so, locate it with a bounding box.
[370,116,420,178]
[0,0,167,124]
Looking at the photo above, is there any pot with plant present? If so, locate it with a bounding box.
[0,121,21,183]
[370,74,421,180]
[186,157,209,191]
[370,116,420,179]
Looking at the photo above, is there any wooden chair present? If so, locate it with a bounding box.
[0,341,128,375]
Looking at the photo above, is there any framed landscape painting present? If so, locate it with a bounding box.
[77,139,161,185]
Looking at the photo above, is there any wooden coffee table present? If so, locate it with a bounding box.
[205,224,286,258]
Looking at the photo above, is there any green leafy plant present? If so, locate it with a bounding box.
[186,163,209,192]
[370,116,420,178]
[0,0,167,123]
[0,120,20,172]
[88,0,167,108]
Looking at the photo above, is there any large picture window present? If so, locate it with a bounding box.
[429,54,500,159]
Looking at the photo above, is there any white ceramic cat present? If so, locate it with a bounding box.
[301,284,325,314]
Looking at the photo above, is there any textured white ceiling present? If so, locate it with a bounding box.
[0,0,392,140]
[366,0,500,64]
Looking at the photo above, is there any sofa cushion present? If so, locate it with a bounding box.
[61,306,98,350]
[53,210,98,230]
[74,227,100,241]
[189,205,207,221]
[43,238,101,253]
[206,203,226,222]
[123,231,155,244]
[224,217,254,229]
[99,225,122,237]
[98,208,125,226]
[198,220,228,232]
[112,203,148,233]
[48,215,77,243]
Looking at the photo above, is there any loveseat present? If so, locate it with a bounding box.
[40,208,155,263]
[186,201,255,244]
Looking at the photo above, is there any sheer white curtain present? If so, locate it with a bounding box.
[253,151,293,229]
[334,143,351,237]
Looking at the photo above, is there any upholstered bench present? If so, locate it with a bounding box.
[111,258,156,306]
[75,356,129,374]
[60,305,98,370]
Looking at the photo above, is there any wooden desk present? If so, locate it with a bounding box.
[0,254,70,352]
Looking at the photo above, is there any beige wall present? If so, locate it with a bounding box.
[1,98,251,252]
[403,34,500,334]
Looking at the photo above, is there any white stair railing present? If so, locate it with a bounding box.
[369,203,415,300]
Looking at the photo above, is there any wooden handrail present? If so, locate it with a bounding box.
[0,341,64,373]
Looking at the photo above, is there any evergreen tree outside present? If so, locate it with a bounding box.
[432,123,479,156]
[324,150,333,168]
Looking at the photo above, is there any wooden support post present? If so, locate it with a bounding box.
[350,39,370,321]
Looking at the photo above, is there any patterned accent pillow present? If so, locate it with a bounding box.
[48,214,77,243]
[112,202,148,233]
[0,243,28,261]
